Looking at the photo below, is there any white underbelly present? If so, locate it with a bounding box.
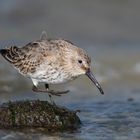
[30,68,75,84]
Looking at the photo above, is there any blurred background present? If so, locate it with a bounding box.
[0,0,140,139]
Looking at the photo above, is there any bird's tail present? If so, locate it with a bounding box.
[0,46,20,63]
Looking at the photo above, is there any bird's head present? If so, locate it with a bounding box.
[63,43,104,95]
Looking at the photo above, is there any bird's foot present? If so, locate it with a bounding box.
[32,86,69,96]
[46,89,69,96]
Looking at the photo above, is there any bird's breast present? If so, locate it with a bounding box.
[30,64,77,84]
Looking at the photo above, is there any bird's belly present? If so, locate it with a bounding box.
[31,68,76,84]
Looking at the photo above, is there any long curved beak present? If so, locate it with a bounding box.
[86,70,104,95]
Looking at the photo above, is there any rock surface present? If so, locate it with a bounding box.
[0,100,81,132]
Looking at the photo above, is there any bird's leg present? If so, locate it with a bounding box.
[32,84,55,105]
[45,84,55,105]
[32,85,69,96]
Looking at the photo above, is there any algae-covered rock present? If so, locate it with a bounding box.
[0,100,81,131]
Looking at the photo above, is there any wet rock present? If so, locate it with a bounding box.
[0,100,81,132]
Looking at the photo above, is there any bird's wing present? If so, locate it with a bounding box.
[0,41,56,75]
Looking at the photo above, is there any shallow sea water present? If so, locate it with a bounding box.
[1,101,140,140]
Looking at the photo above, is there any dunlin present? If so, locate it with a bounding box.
[0,32,104,98]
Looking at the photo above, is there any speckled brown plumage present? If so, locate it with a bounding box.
[0,34,104,97]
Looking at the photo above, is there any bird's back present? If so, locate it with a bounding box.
[0,39,72,77]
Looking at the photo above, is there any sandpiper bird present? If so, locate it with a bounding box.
[0,32,104,97]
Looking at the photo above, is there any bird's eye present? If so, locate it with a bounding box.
[78,60,82,64]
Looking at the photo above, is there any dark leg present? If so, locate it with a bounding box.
[45,83,49,89]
